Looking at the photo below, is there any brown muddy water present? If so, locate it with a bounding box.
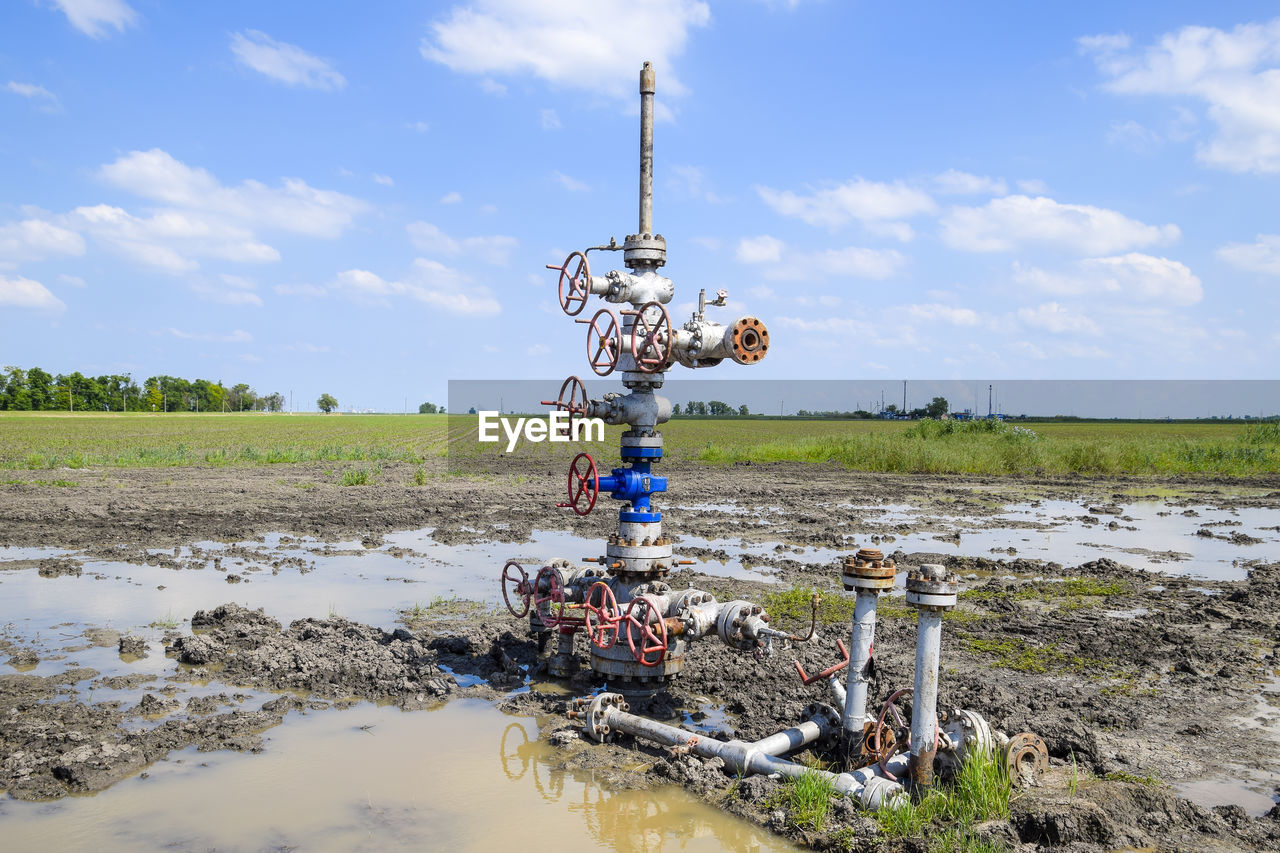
[0,698,793,852]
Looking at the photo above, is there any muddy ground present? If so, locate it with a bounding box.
[1,461,1279,851]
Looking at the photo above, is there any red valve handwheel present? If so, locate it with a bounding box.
[501,559,531,618]
[579,308,622,377]
[584,581,620,649]
[624,594,669,668]
[547,251,591,316]
[540,375,589,438]
[533,566,568,628]
[629,301,673,374]
[564,452,598,516]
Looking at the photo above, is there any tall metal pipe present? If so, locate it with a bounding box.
[904,563,957,790]
[639,61,655,235]
[840,550,896,744]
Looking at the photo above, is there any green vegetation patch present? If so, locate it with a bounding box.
[961,636,1107,674]
[876,748,1011,850]
[775,769,837,832]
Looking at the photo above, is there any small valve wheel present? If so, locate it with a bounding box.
[533,566,567,627]
[629,301,672,373]
[500,559,531,618]
[548,251,591,316]
[584,581,620,649]
[541,375,589,437]
[562,452,598,516]
[624,594,669,667]
[579,308,622,377]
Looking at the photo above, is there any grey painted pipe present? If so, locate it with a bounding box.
[842,590,878,737]
[639,63,655,235]
[910,610,943,786]
[596,704,905,810]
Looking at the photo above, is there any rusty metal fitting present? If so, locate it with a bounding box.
[905,563,958,610]
[730,317,769,364]
[841,548,897,592]
[1004,732,1049,785]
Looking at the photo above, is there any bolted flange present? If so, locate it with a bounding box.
[905,563,958,610]
[578,692,630,742]
[1004,732,1050,785]
[841,547,897,592]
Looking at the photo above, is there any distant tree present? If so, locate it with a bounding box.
[317,393,338,413]
[418,402,439,414]
[670,403,681,416]
[468,406,477,414]
[262,392,285,412]
[738,404,749,416]
[926,396,949,419]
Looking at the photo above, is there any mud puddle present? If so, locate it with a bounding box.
[0,697,793,852]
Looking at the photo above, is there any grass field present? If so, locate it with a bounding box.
[0,411,1276,479]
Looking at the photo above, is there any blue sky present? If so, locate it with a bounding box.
[2,1,1278,411]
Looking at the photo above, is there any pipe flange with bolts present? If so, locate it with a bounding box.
[905,563,959,609]
[842,548,897,592]
[1004,732,1050,785]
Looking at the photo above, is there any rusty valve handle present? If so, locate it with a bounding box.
[533,566,571,628]
[501,560,531,618]
[578,308,622,377]
[540,375,589,439]
[548,251,590,316]
[792,638,849,685]
[627,301,672,373]
[557,452,598,516]
[624,594,669,668]
[584,581,620,649]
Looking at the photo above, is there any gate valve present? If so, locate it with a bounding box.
[623,594,669,667]
[584,581,620,649]
[541,375,589,437]
[625,301,673,373]
[595,465,667,510]
[577,308,622,377]
[501,559,532,618]
[533,565,580,628]
[548,251,591,316]
[558,452,599,516]
[793,638,850,685]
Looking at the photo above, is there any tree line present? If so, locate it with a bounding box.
[0,366,285,412]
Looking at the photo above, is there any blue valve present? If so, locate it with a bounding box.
[598,459,666,521]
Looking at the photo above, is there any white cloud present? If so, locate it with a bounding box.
[59,274,87,288]
[192,274,263,306]
[51,0,136,39]
[332,260,500,316]
[1016,178,1050,194]
[479,78,508,96]
[756,177,936,237]
[99,149,367,239]
[274,283,327,298]
[230,30,346,91]
[1080,19,1280,173]
[0,274,64,310]
[168,328,252,343]
[934,170,1007,196]
[440,191,462,204]
[286,342,331,353]
[1218,234,1280,275]
[552,170,590,192]
[736,235,784,264]
[668,164,720,203]
[1013,253,1202,306]
[421,1,710,106]
[540,108,561,130]
[527,343,551,355]
[1017,302,1101,335]
[406,221,518,265]
[0,218,85,265]
[940,194,1179,254]
[4,81,61,112]
[372,173,394,187]
[69,204,278,272]
[1107,119,1162,152]
[908,303,981,326]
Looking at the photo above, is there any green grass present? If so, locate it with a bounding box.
[778,770,837,832]
[2,478,78,486]
[339,465,379,486]
[875,748,1012,850]
[0,411,1273,478]
[961,577,1131,606]
[961,636,1107,674]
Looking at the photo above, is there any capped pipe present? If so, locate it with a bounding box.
[639,61,655,236]
[905,563,958,790]
[841,549,896,747]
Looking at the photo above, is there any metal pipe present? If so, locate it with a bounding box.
[909,609,941,787]
[843,589,877,740]
[639,61,654,235]
[580,694,906,810]
[752,720,827,757]
[828,675,847,709]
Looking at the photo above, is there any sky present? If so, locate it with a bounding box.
[2,1,1279,412]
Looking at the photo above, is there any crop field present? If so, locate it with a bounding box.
[0,411,1276,478]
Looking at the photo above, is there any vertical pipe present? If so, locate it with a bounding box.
[639,61,655,235]
[909,611,942,787]
[842,590,877,739]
